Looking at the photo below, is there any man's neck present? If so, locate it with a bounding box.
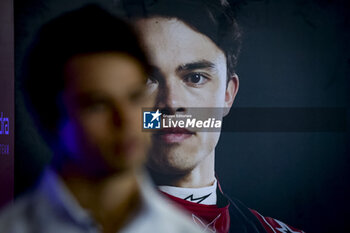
[60,168,141,233]
[151,150,216,188]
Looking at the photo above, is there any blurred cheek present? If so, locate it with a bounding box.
[59,119,92,158]
[129,106,151,149]
[79,113,111,142]
[60,112,107,154]
[61,104,151,161]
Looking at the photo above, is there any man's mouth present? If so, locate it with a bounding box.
[154,127,195,144]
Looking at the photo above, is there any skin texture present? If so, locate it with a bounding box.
[136,18,239,188]
[60,52,152,176]
[56,52,154,233]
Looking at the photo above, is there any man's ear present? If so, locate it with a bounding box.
[223,74,239,116]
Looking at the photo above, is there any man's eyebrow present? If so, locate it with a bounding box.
[176,60,217,73]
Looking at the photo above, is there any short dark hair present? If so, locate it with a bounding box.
[120,0,242,79]
[22,4,150,140]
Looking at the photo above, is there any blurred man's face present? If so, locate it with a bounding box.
[136,18,238,174]
[59,52,152,175]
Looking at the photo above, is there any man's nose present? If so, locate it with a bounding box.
[156,79,186,114]
[111,104,133,130]
[111,107,124,129]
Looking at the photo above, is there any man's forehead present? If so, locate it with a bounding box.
[137,17,220,47]
[135,17,226,71]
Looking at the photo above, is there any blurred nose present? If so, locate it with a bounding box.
[156,78,186,115]
[112,107,124,129]
[111,103,133,132]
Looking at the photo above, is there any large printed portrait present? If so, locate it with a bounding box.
[1,0,348,232]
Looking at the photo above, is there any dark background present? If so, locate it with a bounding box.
[14,0,349,232]
[0,0,14,208]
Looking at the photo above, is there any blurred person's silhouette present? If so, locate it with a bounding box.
[0,5,204,233]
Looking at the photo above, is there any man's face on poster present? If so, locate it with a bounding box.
[136,17,238,175]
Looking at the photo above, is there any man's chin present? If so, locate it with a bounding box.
[147,135,203,174]
[147,153,198,175]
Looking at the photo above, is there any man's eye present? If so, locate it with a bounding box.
[145,77,159,94]
[86,102,108,112]
[81,100,110,113]
[146,77,158,85]
[183,73,209,86]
